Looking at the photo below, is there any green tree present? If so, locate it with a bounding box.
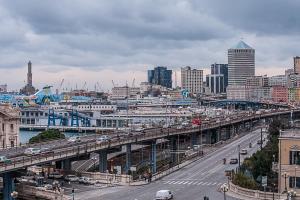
[29,129,65,144]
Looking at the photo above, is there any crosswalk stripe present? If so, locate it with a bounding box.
[212,182,217,185]
[197,182,203,185]
[187,181,193,185]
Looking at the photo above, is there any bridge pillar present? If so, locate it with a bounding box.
[3,172,14,200]
[125,144,131,174]
[205,130,211,144]
[191,132,199,146]
[150,140,157,174]
[98,150,108,173]
[170,136,178,165]
[62,159,72,171]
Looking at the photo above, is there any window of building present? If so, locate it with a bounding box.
[289,176,300,189]
[10,124,13,131]
[290,151,300,165]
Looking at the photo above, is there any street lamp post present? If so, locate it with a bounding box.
[221,183,229,200]
[295,167,298,189]
[238,145,241,171]
[282,172,289,193]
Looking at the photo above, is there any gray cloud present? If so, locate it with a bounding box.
[0,0,299,88]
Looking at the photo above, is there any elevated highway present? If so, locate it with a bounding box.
[0,109,298,199]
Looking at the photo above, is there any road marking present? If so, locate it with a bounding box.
[197,182,203,185]
[212,182,217,185]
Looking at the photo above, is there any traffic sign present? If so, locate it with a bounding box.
[262,176,267,187]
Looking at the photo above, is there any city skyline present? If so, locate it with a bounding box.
[0,1,299,90]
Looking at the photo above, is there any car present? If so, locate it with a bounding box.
[229,158,238,164]
[240,149,248,155]
[48,172,63,179]
[0,156,11,164]
[155,190,173,200]
[182,122,189,127]
[257,140,262,145]
[40,147,54,155]
[44,184,53,190]
[96,135,111,144]
[83,177,97,185]
[64,175,78,182]
[68,136,81,143]
[78,177,87,184]
[176,125,183,130]
[24,148,41,155]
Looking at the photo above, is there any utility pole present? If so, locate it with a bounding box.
[260,127,263,150]
[238,144,240,171]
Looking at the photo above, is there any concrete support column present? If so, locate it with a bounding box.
[125,144,131,174]
[62,159,71,171]
[170,137,177,164]
[3,172,14,200]
[205,131,211,144]
[191,132,199,146]
[150,140,157,174]
[99,150,108,173]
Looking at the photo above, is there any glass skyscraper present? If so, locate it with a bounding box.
[148,66,172,88]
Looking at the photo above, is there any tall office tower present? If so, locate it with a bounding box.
[228,41,255,86]
[210,63,228,92]
[181,66,203,94]
[294,56,300,74]
[27,61,32,86]
[148,66,172,88]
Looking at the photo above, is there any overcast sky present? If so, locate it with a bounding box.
[0,0,299,91]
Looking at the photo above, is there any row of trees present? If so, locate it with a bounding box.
[232,118,288,191]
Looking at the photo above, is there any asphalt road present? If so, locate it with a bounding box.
[72,128,267,200]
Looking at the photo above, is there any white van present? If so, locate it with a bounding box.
[155,190,173,200]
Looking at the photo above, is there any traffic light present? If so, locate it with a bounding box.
[204,196,209,200]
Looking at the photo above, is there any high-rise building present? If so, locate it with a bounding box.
[148,66,172,88]
[206,74,225,94]
[209,63,228,93]
[181,66,203,94]
[228,41,255,86]
[211,63,228,87]
[294,56,300,74]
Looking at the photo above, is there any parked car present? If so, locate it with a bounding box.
[155,190,173,200]
[96,135,111,144]
[48,172,63,179]
[64,175,79,182]
[229,158,238,164]
[0,156,11,164]
[44,184,53,190]
[68,136,81,143]
[78,177,87,184]
[24,148,41,155]
[240,149,248,155]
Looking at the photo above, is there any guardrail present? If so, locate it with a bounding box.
[229,181,284,200]
[0,110,297,174]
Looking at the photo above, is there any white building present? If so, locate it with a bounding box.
[226,85,248,100]
[181,66,203,95]
[268,75,287,87]
[111,86,140,99]
[228,41,255,86]
[0,104,20,148]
